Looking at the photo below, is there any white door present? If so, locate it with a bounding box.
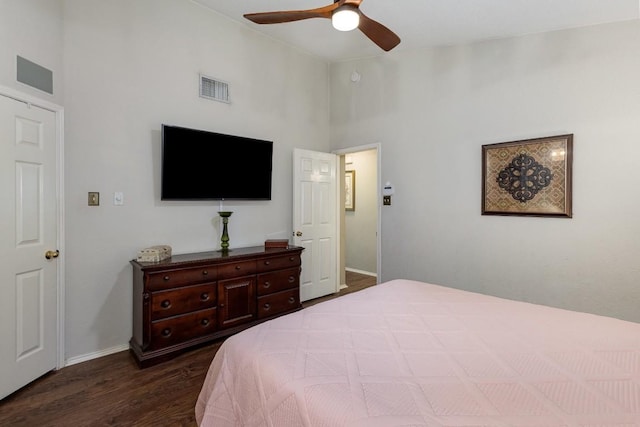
[0,94,59,399]
[293,149,338,301]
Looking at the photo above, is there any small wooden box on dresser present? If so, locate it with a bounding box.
[130,245,304,368]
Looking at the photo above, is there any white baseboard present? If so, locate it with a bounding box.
[345,267,377,277]
[64,344,129,367]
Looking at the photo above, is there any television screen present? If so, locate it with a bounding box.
[161,124,273,200]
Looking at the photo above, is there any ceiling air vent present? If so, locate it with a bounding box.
[199,74,230,104]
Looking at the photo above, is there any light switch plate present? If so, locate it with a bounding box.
[88,192,99,206]
[114,192,124,205]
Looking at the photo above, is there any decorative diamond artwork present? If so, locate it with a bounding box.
[482,134,573,217]
[497,153,553,202]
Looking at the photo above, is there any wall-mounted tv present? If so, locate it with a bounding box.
[161,124,273,200]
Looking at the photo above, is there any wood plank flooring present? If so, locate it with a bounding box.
[0,272,377,427]
[304,270,378,307]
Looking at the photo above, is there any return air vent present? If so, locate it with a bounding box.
[199,74,230,103]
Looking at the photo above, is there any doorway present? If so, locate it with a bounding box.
[0,86,64,399]
[334,144,381,289]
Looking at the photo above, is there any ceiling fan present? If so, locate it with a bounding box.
[243,0,401,52]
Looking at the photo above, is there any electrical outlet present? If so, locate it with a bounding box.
[383,195,391,206]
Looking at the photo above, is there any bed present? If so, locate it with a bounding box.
[195,279,640,426]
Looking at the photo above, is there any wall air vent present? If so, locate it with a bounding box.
[199,74,230,104]
[17,56,53,94]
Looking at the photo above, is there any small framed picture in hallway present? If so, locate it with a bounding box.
[345,170,355,211]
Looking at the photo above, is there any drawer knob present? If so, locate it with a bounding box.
[202,270,208,276]
[289,257,294,261]
[263,303,271,311]
[161,328,172,337]
[235,265,241,270]
[288,276,295,283]
[263,281,271,288]
[161,299,171,309]
[264,261,271,265]
[163,275,170,281]
[201,318,210,326]
[200,292,209,301]
[288,297,296,304]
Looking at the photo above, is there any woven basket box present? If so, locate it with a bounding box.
[136,245,172,262]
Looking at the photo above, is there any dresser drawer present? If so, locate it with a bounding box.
[257,288,300,319]
[151,283,216,320]
[257,267,300,296]
[147,266,216,290]
[218,260,256,279]
[257,255,301,273]
[149,308,216,350]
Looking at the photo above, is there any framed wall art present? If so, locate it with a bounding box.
[482,134,573,218]
[345,170,355,211]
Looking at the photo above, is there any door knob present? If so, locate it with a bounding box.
[295,231,302,237]
[45,250,60,260]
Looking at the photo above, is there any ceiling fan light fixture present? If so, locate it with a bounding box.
[332,5,359,31]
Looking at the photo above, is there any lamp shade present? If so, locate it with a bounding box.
[332,6,359,31]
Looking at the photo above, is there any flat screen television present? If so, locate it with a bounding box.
[161,124,273,200]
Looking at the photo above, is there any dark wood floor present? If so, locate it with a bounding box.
[304,270,378,307]
[0,272,377,427]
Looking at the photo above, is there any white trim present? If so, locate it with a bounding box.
[55,108,65,370]
[64,344,129,367]
[0,85,60,113]
[0,84,66,370]
[345,267,377,277]
[333,143,382,283]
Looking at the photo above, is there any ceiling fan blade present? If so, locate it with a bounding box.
[244,2,342,24]
[244,0,400,53]
[357,12,401,51]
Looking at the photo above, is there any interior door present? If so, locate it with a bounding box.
[293,149,338,301]
[0,94,59,399]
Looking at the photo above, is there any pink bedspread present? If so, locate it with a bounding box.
[196,279,640,426]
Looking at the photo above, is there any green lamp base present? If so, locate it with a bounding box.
[218,211,233,252]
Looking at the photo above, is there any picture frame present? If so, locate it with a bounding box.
[482,134,573,218]
[345,170,355,211]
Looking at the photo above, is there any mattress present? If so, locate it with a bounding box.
[195,279,640,426]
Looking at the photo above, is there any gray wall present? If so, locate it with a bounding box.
[60,0,330,360]
[330,20,640,323]
[0,0,64,104]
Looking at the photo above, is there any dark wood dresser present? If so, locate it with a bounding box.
[130,245,303,368]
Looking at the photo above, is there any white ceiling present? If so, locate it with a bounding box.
[192,0,639,62]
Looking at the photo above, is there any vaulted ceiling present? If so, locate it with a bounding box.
[193,0,640,61]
